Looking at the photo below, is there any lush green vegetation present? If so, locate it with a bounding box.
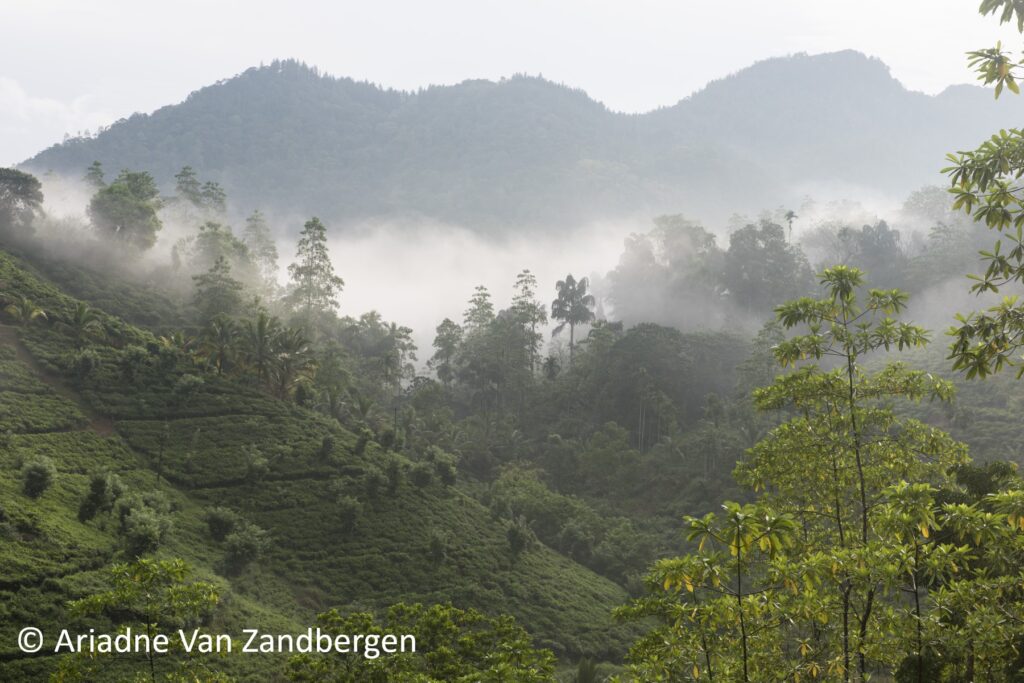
[7,6,1024,678]
[0,243,634,680]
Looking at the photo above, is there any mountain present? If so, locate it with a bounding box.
[21,52,1024,232]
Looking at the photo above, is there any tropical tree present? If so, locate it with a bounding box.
[935,2,1024,380]
[0,167,44,232]
[243,209,280,298]
[287,216,344,321]
[312,342,352,422]
[60,301,105,347]
[551,274,595,365]
[241,309,282,386]
[620,502,797,682]
[173,166,225,212]
[3,295,47,325]
[430,318,463,388]
[175,166,202,204]
[84,160,105,188]
[66,559,219,683]
[381,321,416,394]
[198,315,239,376]
[722,219,814,313]
[619,267,984,682]
[748,266,964,679]
[463,285,494,330]
[193,256,244,323]
[88,170,163,250]
[784,209,798,241]
[270,326,317,399]
[512,269,547,373]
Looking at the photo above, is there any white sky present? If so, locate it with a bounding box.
[1,0,1020,166]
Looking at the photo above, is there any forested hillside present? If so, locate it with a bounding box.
[0,244,636,680]
[5,151,1024,679]
[9,2,1024,678]
[22,51,1024,231]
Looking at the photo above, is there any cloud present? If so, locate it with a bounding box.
[0,77,113,166]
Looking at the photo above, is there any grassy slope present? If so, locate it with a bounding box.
[0,248,632,680]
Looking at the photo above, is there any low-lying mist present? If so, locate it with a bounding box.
[322,220,634,354]
[24,172,1010,366]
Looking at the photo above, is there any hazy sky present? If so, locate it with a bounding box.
[1,0,1019,166]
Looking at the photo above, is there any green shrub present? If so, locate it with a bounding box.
[78,471,124,522]
[336,495,362,533]
[172,374,204,403]
[123,507,171,557]
[115,492,172,556]
[223,523,269,575]
[204,507,241,541]
[21,456,56,498]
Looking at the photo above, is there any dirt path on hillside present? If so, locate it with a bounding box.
[0,323,115,436]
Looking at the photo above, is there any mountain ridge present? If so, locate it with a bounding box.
[22,52,1024,232]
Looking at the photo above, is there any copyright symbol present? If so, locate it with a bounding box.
[18,627,43,653]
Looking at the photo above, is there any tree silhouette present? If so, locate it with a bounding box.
[551,274,595,366]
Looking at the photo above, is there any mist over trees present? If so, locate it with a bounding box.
[8,6,1024,680]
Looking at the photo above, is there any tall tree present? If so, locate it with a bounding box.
[174,166,202,205]
[200,181,227,213]
[0,168,44,233]
[67,559,218,683]
[243,209,280,297]
[619,268,977,682]
[722,219,814,313]
[430,318,463,388]
[463,285,494,330]
[512,269,547,373]
[88,170,163,250]
[945,3,1024,379]
[287,217,344,320]
[84,160,105,189]
[242,309,282,386]
[551,274,595,365]
[60,302,106,348]
[270,326,317,399]
[193,256,244,323]
[198,315,239,376]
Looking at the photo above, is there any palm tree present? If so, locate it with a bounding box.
[242,310,281,386]
[270,327,317,399]
[3,295,47,325]
[784,209,798,242]
[198,315,239,375]
[551,274,595,366]
[347,386,376,425]
[61,302,105,347]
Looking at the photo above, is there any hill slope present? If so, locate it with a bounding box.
[0,246,632,680]
[22,52,1024,231]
